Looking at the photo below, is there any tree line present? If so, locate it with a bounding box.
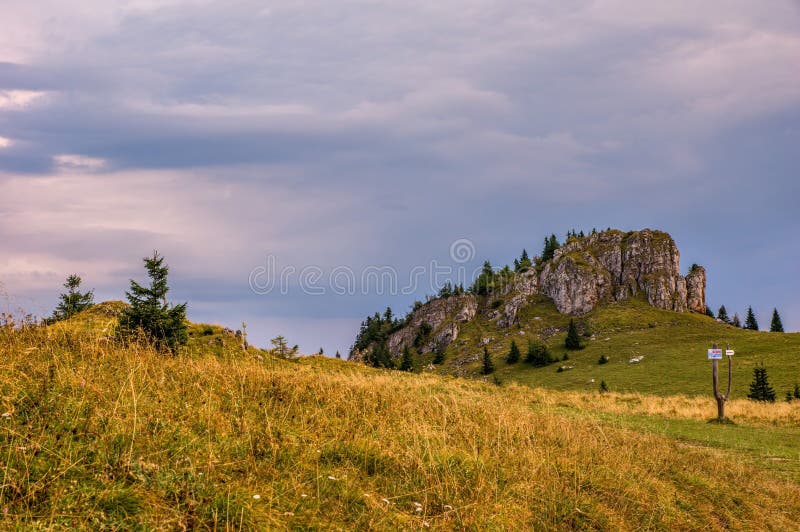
[712,305,784,332]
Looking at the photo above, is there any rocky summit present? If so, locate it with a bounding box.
[355,229,706,359]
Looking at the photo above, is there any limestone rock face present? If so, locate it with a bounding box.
[539,229,702,315]
[539,251,612,315]
[387,294,475,355]
[686,266,707,313]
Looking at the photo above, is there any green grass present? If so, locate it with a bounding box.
[438,297,800,397]
[3,303,800,529]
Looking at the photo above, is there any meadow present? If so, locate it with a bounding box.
[2,303,799,529]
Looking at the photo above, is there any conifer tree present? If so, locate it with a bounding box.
[400,346,414,371]
[433,343,446,364]
[525,341,552,367]
[52,274,94,321]
[565,319,583,350]
[119,251,187,353]
[747,364,776,402]
[770,308,784,333]
[731,313,742,328]
[599,380,609,393]
[335,350,341,359]
[481,346,495,375]
[717,305,730,323]
[705,307,715,318]
[744,306,759,331]
[271,335,289,356]
[506,340,521,363]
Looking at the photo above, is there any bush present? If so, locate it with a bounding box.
[598,355,609,365]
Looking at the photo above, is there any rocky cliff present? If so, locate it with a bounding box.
[355,229,706,360]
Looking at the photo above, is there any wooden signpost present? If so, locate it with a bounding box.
[709,343,733,422]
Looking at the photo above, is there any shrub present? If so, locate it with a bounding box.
[598,355,609,365]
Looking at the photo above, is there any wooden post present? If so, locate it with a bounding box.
[711,343,732,422]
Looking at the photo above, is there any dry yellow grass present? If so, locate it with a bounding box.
[528,388,800,428]
[2,314,800,529]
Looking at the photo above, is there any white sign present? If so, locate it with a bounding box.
[708,349,723,360]
[726,350,735,357]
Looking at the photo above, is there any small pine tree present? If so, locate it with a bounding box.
[481,346,495,375]
[794,383,800,400]
[747,364,776,402]
[565,319,583,350]
[506,340,521,363]
[705,307,715,318]
[770,308,784,333]
[599,380,609,393]
[525,341,553,367]
[400,346,414,371]
[271,335,289,356]
[717,305,730,323]
[51,274,94,321]
[744,306,759,331]
[598,354,609,365]
[433,343,446,364]
[335,350,341,359]
[119,252,188,353]
[731,313,742,328]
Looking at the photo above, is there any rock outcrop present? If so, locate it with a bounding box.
[358,229,706,360]
[539,229,704,315]
[387,295,476,355]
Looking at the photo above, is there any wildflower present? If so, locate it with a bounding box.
[422,521,430,528]
[1,412,10,418]
[444,505,453,510]
[381,498,390,505]
[253,494,261,500]
[301,494,307,498]
[327,475,337,480]
[284,511,294,516]
[363,494,371,497]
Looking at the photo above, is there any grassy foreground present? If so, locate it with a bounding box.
[2,308,800,529]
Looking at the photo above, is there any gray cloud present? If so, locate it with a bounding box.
[1,0,799,353]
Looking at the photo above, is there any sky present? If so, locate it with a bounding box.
[1,0,799,354]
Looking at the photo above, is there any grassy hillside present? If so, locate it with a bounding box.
[2,304,800,529]
[435,296,800,397]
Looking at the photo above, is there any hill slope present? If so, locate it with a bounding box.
[2,306,800,529]
[440,296,800,397]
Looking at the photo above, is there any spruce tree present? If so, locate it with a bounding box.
[717,305,730,323]
[335,350,341,359]
[747,364,776,402]
[705,307,715,318]
[433,343,446,364]
[506,340,521,364]
[731,313,742,328]
[744,306,759,331]
[119,251,188,353]
[525,341,552,367]
[400,346,414,371]
[52,274,94,321]
[770,308,784,333]
[565,319,583,350]
[481,346,495,375]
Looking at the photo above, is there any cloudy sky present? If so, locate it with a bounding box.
[1,0,799,353]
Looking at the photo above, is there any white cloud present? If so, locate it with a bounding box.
[53,154,107,171]
[0,137,11,149]
[0,90,47,109]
